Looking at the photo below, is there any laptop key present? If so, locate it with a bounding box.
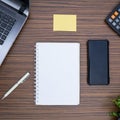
[4,30,9,35]
[1,35,6,40]
[1,18,9,23]
[0,27,4,33]
[9,21,16,26]
[9,17,16,23]
[0,40,4,45]
[6,25,12,31]
[0,33,2,37]
[1,22,7,28]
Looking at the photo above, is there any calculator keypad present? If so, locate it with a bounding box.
[106,4,120,35]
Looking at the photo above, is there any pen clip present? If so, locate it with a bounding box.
[20,72,30,83]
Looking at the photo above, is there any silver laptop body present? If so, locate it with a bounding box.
[0,0,30,65]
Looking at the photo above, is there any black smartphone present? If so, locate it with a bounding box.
[87,40,109,85]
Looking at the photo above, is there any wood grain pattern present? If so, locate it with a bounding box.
[0,0,120,120]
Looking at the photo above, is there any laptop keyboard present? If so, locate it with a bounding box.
[0,11,16,45]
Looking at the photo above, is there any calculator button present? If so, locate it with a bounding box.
[108,18,113,23]
[118,15,120,19]
[116,25,120,30]
[115,18,119,22]
[112,22,116,26]
[118,8,120,12]
[111,15,116,19]
[114,11,119,16]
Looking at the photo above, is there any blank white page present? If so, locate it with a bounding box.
[35,42,80,105]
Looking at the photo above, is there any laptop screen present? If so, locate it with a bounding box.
[22,0,29,6]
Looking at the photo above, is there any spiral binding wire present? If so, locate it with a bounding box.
[34,43,40,105]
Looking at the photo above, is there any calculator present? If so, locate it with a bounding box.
[105,4,120,35]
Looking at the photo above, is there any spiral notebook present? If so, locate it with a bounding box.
[35,42,80,105]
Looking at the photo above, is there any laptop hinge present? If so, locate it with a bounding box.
[18,3,26,15]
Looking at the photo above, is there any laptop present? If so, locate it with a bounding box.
[0,0,30,65]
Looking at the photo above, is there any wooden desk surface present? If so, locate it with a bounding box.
[0,0,120,120]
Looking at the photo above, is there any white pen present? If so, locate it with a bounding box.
[1,72,30,100]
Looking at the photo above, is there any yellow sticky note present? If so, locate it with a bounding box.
[53,14,77,31]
